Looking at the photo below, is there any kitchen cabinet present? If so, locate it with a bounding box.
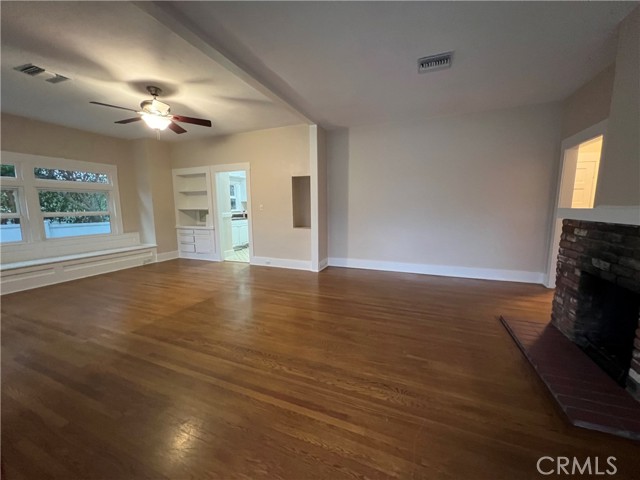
[231,219,249,248]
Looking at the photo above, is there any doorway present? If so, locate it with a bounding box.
[213,166,252,263]
[568,135,604,209]
[545,121,606,287]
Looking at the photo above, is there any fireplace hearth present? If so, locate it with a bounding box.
[552,219,640,400]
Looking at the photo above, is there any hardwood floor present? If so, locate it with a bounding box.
[2,260,639,479]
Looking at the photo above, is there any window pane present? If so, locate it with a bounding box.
[1,189,19,213]
[34,168,108,184]
[39,191,108,213]
[1,164,16,177]
[0,218,22,243]
[43,215,111,239]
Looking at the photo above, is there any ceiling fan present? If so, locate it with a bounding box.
[90,86,212,134]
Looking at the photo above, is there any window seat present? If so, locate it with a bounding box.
[1,244,157,294]
[0,244,156,271]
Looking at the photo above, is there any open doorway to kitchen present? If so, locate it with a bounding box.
[213,165,252,263]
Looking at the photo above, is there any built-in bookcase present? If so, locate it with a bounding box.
[172,167,216,260]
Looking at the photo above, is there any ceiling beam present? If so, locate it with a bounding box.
[134,1,317,126]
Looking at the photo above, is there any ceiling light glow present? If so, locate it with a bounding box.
[142,113,171,131]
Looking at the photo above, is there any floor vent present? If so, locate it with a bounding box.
[418,52,453,73]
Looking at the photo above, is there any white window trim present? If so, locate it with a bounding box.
[1,151,123,248]
[0,185,26,244]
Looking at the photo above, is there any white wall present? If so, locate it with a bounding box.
[561,65,614,140]
[0,114,180,255]
[317,126,328,266]
[170,125,311,262]
[131,139,177,254]
[1,113,140,234]
[596,6,640,207]
[327,102,563,282]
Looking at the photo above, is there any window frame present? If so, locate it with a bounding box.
[0,160,28,244]
[38,188,113,239]
[0,153,123,245]
[0,186,26,244]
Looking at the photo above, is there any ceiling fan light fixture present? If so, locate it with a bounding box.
[141,113,172,131]
[141,98,170,116]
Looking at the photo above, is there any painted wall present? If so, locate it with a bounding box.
[169,125,311,261]
[561,65,614,140]
[327,102,564,278]
[596,6,640,207]
[317,126,328,265]
[131,139,177,254]
[1,113,140,234]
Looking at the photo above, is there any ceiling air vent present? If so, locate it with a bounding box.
[45,74,69,84]
[14,63,45,76]
[13,63,70,84]
[417,51,453,73]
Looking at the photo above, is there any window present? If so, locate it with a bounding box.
[34,167,108,183]
[1,164,16,177]
[229,184,237,210]
[0,153,122,245]
[39,191,112,238]
[0,188,23,243]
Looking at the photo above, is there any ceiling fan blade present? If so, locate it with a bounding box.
[115,117,142,124]
[90,101,138,113]
[171,115,212,127]
[168,121,187,134]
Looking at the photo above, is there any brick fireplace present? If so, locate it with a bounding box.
[552,219,640,401]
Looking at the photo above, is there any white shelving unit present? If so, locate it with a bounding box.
[172,167,216,260]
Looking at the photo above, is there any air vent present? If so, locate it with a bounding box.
[45,74,69,84]
[417,52,453,73]
[14,63,45,76]
[13,63,70,84]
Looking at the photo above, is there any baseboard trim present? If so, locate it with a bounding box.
[156,251,179,262]
[327,257,545,284]
[251,256,312,271]
[318,258,329,271]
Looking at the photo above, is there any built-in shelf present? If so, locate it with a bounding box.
[292,175,311,228]
[173,167,217,261]
[173,167,213,227]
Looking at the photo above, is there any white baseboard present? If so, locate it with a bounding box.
[251,256,312,271]
[156,250,179,262]
[318,258,329,271]
[1,246,157,295]
[327,257,545,284]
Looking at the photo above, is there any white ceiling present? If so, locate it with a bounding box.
[1,2,637,140]
[0,1,306,141]
[166,1,636,128]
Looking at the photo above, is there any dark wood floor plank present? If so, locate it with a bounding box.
[2,260,639,479]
